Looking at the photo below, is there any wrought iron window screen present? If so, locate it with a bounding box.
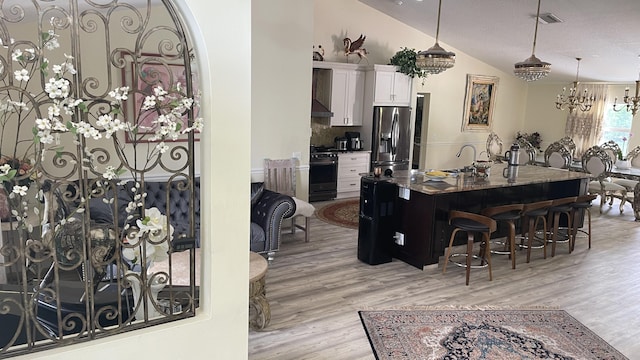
[0,1,199,356]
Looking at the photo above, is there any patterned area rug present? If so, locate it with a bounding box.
[315,199,359,229]
[359,309,628,360]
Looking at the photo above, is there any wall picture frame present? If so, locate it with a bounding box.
[122,53,199,143]
[461,74,499,132]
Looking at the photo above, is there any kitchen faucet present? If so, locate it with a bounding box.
[456,144,477,163]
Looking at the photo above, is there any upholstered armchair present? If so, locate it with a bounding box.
[250,182,296,261]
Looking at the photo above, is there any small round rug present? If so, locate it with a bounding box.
[316,199,359,229]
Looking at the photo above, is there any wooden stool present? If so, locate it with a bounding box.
[481,204,524,269]
[521,200,553,263]
[442,210,497,286]
[547,196,577,257]
[570,194,597,251]
[249,252,270,330]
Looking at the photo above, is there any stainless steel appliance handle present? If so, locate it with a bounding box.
[391,110,399,159]
[310,160,337,165]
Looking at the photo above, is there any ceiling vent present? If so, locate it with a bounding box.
[536,13,563,24]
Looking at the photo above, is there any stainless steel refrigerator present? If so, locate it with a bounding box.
[371,106,412,172]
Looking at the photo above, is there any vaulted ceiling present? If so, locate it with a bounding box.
[359,0,640,84]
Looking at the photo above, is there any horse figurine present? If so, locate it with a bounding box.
[343,34,369,64]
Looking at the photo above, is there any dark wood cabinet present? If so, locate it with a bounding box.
[391,177,588,269]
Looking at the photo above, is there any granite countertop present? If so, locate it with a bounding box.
[368,163,591,195]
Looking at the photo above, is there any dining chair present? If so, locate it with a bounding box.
[481,203,523,269]
[514,137,536,165]
[486,132,504,163]
[544,141,572,169]
[442,210,496,286]
[264,158,315,242]
[557,136,577,157]
[546,196,577,257]
[611,145,640,207]
[570,194,598,252]
[627,145,640,168]
[581,145,627,213]
[520,200,553,263]
[600,140,622,162]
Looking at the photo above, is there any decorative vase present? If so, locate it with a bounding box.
[615,159,631,170]
[127,271,166,320]
[0,188,11,220]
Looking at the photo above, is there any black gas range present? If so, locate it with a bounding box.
[309,146,338,202]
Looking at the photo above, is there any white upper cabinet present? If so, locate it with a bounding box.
[368,65,412,106]
[330,67,365,126]
[313,61,365,127]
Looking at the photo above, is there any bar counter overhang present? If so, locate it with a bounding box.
[364,164,590,269]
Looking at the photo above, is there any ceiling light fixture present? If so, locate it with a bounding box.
[415,0,455,75]
[514,0,551,82]
[555,58,595,113]
[613,55,640,116]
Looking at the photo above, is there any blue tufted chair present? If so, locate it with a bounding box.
[143,178,201,248]
[85,178,201,249]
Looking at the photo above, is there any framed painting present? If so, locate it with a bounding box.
[461,74,499,132]
[122,54,199,143]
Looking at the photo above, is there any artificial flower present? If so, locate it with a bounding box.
[122,207,172,268]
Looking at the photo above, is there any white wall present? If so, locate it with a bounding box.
[314,0,530,170]
[17,0,251,358]
[251,0,313,200]
[523,84,567,150]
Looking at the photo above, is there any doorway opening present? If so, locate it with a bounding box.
[412,93,430,169]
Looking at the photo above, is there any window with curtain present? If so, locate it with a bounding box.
[564,84,609,158]
[599,104,633,154]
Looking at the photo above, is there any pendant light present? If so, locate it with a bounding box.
[514,0,551,82]
[555,58,595,113]
[613,55,640,116]
[415,0,455,75]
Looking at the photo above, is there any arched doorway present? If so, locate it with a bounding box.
[0,1,200,355]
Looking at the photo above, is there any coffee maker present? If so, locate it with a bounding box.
[345,131,363,151]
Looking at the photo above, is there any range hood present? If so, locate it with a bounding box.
[311,99,333,118]
[311,68,333,118]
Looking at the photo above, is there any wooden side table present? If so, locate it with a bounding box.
[249,251,270,330]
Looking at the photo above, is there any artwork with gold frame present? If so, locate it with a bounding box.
[461,74,499,132]
[122,53,199,143]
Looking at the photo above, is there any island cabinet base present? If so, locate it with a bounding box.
[392,178,588,269]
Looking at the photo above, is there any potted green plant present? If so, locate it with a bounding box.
[516,131,542,151]
[389,47,427,83]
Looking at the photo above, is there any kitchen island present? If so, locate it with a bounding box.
[360,163,590,269]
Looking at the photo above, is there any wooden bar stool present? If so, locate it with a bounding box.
[520,200,553,263]
[570,194,597,251]
[547,196,577,257]
[481,204,524,269]
[442,210,497,286]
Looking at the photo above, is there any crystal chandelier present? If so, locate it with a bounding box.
[555,58,595,113]
[514,0,551,82]
[613,81,640,116]
[613,56,640,116]
[415,0,455,75]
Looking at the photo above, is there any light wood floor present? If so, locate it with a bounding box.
[248,198,640,360]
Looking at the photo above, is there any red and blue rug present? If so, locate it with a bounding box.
[359,309,628,359]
